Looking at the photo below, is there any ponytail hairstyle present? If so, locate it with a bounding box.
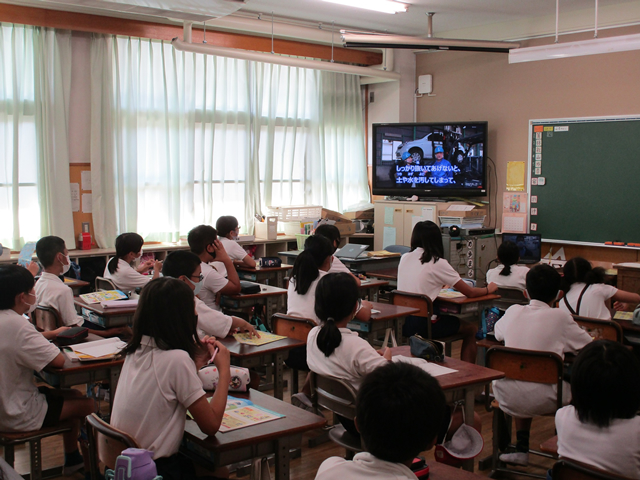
[561,257,605,292]
[314,273,360,357]
[290,235,333,295]
[497,241,519,276]
[410,221,444,264]
[108,233,144,274]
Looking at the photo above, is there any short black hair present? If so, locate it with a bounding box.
[497,241,519,276]
[356,362,446,463]
[0,264,35,309]
[215,216,239,238]
[188,225,218,255]
[35,236,66,268]
[108,233,145,274]
[314,225,341,253]
[525,264,560,303]
[410,221,444,264]
[162,250,201,279]
[571,339,640,428]
[121,277,202,359]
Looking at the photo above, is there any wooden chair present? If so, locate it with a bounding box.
[95,276,118,291]
[388,290,465,356]
[572,315,623,342]
[33,305,63,331]
[271,313,316,394]
[0,422,74,480]
[552,459,635,480]
[309,372,363,460]
[86,413,139,479]
[494,287,529,309]
[482,346,564,478]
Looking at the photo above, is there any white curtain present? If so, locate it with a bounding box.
[0,23,75,250]
[90,35,370,247]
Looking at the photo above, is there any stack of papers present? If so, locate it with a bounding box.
[80,290,127,304]
[219,397,284,432]
[100,299,138,309]
[438,288,466,299]
[233,332,286,346]
[65,338,126,362]
[365,250,401,258]
[392,355,457,377]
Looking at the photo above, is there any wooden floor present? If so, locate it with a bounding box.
[3,343,558,480]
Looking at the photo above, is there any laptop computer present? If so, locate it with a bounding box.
[334,244,369,260]
[501,233,542,265]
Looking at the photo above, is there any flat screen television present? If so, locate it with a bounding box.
[372,122,488,197]
[502,233,542,265]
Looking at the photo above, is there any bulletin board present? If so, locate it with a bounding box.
[69,164,94,249]
[528,116,640,244]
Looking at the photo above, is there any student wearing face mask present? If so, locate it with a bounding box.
[161,251,258,339]
[104,233,162,293]
[215,216,256,269]
[35,236,124,337]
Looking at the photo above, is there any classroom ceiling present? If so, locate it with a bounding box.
[5,0,640,41]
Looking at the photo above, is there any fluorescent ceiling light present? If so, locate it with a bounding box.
[509,34,640,63]
[322,0,408,15]
[342,33,520,53]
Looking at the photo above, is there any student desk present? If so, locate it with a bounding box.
[62,277,90,295]
[220,285,287,328]
[218,336,304,400]
[181,390,326,480]
[236,265,292,289]
[347,301,419,345]
[430,461,497,480]
[359,278,389,302]
[391,346,505,472]
[74,297,137,328]
[434,293,501,317]
[278,250,401,273]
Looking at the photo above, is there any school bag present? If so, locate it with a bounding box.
[477,306,504,339]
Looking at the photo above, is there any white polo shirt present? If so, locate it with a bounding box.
[307,327,389,391]
[111,336,206,459]
[486,264,528,290]
[328,256,351,275]
[198,262,229,311]
[34,272,83,326]
[286,272,326,325]
[492,300,592,418]
[315,452,418,480]
[0,309,60,432]
[559,283,617,319]
[219,237,249,263]
[195,297,233,339]
[104,259,151,292]
[556,405,640,479]
[397,248,461,301]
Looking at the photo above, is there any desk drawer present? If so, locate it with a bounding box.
[435,303,479,315]
[81,308,130,327]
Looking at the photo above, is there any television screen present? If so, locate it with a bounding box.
[372,122,488,197]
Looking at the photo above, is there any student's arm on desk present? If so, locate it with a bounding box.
[612,290,640,312]
[454,280,498,298]
[189,339,231,436]
[355,300,372,321]
[236,255,256,269]
[41,326,71,340]
[212,241,242,295]
[47,352,66,369]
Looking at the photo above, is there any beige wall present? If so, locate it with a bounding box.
[415,26,640,239]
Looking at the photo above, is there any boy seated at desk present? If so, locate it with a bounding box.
[161,250,257,338]
[492,264,592,466]
[216,215,256,269]
[315,361,446,480]
[34,236,124,338]
[188,225,241,311]
[0,264,95,477]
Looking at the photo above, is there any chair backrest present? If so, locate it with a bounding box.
[389,290,433,318]
[552,459,634,480]
[33,306,62,331]
[572,315,623,342]
[485,345,564,410]
[309,372,358,420]
[384,245,410,254]
[496,287,528,304]
[271,313,316,342]
[95,276,118,291]
[86,413,139,477]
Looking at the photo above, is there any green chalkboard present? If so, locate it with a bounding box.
[530,117,640,244]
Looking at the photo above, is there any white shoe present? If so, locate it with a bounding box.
[291,393,314,412]
[499,452,529,466]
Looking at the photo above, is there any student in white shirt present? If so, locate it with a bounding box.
[111,277,230,480]
[104,233,162,293]
[34,236,124,337]
[486,240,529,290]
[315,362,446,480]
[314,224,361,286]
[555,340,640,479]
[188,225,241,311]
[397,221,498,363]
[493,264,592,467]
[559,257,640,319]
[215,215,256,268]
[0,265,95,476]
[161,250,257,339]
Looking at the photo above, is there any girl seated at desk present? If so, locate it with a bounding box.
[397,221,498,364]
[104,233,162,293]
[486,240,528,290]
[111,277,230,480]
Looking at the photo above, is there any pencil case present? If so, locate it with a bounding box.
[55,326,89,347]
[240,281,261,294]
[410,334,444,362]
[258,257,282,268]
[198,365,251,392]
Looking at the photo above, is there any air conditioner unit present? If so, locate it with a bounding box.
[33,0,246,21]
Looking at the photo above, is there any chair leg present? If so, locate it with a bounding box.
[4,444,15,468]
[444,342,452,357]
[29,439,43,480]
[291,369,299,395]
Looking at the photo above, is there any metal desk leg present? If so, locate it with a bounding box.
[276,270,285,289]
[109,366,120,414]
[462,387,477,472]
[275,436,291,480]
[394,316,406,345]
[274,352,285,400]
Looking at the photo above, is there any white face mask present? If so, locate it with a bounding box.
[61,254,71,274]
[24,292,37,314]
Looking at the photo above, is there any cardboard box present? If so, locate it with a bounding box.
[343,209,374,220]
[321,208,350,222]
[335,222,356,236]
[320,208,356,236]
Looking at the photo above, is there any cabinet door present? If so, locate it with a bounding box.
[402,205,436,247]
[374,202,404,250]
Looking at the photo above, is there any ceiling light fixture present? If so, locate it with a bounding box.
[322,0,408,15]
